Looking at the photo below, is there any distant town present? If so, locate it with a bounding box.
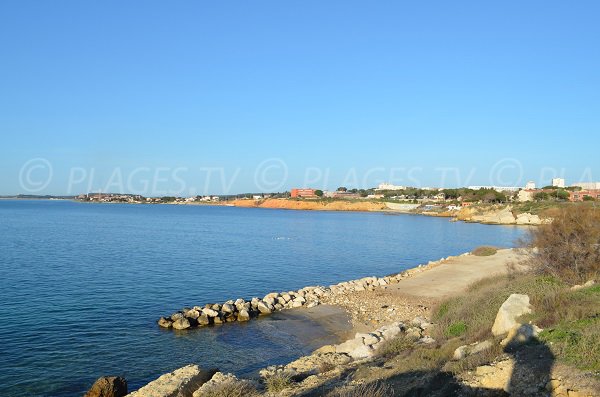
[65,178,600,207]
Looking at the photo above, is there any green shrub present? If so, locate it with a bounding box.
[471,246,498,256]
[446,321,467,337]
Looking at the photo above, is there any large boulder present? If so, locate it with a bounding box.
[492,294,532,336]
[85,376,127,397]
[126,364,216,397]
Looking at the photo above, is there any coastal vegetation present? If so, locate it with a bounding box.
[471,246,498,257]
[526,205,600,283]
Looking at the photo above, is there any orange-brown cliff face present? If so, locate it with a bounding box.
[229,198,387,212]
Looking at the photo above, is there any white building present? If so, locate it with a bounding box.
[468,186,520,193]
[375,183,405,191]
[572,182,600,190]
[525,181,536,190]
[552,178,565,188]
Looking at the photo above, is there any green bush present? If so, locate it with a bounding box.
[446,321,467,337]
[471,246,498,256]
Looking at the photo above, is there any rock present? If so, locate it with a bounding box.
[453,345,470,361]
[356,333,379,346]
[257,301,272,314]
[127,364,216,397]
[405,327,422,341]
[335,338,364,355]
[221,303,234,313]
[192,372,255,397]
[85,376,127,397]
[197,314,210,326]
[237,309,251,322]
[313,344,336,354]
[157,317,172,328]
[453,340,493,360]
[347,344,374,360]
[172,317,191,330]
[412,316,431,329]
[213,316,224,324]
[418,336,436,345]
[572,280,597,290]
[202,308,219,318]
[185,309,200,319]
[491,294,532,336]
[171,312,184,321]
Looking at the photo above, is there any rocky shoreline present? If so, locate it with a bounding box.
[85,249,600,397]
[157,257,452,331]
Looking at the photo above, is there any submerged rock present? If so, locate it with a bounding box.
[85,376,127,397]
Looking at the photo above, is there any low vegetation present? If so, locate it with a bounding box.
[327,382,393,397]
[199,379,259,397]
[375,334,414,358]
[264,372,293,393]
[471,246,498,256]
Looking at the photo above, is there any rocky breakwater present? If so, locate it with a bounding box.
[157,263,438,330]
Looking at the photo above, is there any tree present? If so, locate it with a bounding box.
[337,187,347,192]
[555,189,570,201]
[314,189,323,197]
[534,192,549,201]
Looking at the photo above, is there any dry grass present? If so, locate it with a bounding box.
[198,379,259,397]
[471,246,498,256]
[327,381,394,397]
[318,361,337,374]
[264,372,293,393]
[431,271,600,373]
[431,273,564,344]
[375,334,414,358]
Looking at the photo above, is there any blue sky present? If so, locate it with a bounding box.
[1,1,599,195]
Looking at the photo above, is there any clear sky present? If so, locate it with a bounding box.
[1,1,599,195]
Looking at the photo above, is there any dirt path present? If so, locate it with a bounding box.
[321,249,525,331]
[388,249,524,300]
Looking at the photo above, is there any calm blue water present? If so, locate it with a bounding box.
[0,200,525,396]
